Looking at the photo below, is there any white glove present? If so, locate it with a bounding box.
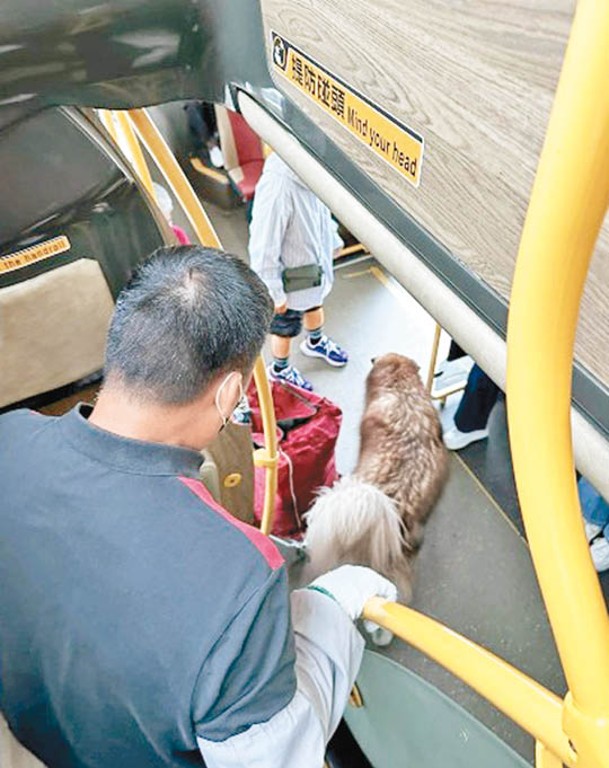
[308,564,397,621]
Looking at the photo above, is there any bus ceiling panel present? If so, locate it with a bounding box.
[0,107,167,299]
[257,0,609,409]
[0,0,271,115]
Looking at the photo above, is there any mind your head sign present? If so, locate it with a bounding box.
[271,31,424,188]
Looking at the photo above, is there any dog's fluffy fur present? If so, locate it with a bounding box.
[305,353,448,602]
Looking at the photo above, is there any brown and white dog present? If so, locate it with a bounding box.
[305,353,449,605]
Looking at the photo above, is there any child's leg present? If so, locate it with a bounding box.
[300,306,348,367]
[271,334,291,372]
[269,309,302,370]
[303,307,324,341]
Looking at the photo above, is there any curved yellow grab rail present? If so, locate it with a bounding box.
[363,598,573,765]
[102,108,279,535]
[506,0,609,764]
[363,3,609,766]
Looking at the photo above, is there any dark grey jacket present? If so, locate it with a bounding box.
[0,405,295,767]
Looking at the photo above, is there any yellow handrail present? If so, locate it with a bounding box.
[253,356,279,535]
[101,108,279,537]
[363,2,609,766]
[506,0,609,763]
[364,598,573,766]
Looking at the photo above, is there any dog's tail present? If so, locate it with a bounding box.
[304,476,412,601]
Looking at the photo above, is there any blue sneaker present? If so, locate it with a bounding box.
[300,335,348,367]
[267,363,314,392]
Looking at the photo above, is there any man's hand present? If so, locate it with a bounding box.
[308,565,397,621]
[274,302,288,315]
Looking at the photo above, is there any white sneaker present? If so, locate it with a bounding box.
[590,537,609,572]
[584,521,603,543]
[443,425,489,451]
[432,355,474,396]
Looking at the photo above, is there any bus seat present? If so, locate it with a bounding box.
[0,260,114,409]
[0,107,166,410]
[214,106,264,201]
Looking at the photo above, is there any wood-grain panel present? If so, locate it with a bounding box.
[260,0,609,390]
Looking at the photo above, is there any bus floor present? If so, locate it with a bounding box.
[204,201,585,764]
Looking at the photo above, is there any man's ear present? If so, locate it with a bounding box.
[215,371,243,416]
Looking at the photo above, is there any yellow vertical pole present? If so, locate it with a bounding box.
[253,357,279,536]
[506,0,609,764]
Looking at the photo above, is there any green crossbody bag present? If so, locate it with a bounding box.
[281,263,323,293]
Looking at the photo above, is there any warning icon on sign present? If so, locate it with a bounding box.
[272,33,287,71]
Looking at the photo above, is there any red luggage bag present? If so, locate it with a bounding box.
[248,380,342,538]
